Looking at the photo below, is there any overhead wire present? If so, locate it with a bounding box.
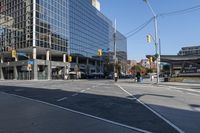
[105,3,200,44]
[111,17,154,42]
[159,4,200,17]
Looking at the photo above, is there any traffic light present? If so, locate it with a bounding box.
[149,56,153,64]
[68,56,72,62]
[98,49,102,56]
[11,49,16,58]
[147,34,151,44]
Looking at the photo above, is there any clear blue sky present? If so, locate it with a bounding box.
[100,0,200,61]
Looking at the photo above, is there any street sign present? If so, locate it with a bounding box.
[28,60,34,65]
[17,52,26,56]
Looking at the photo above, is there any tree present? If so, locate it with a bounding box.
[131,64,146,75]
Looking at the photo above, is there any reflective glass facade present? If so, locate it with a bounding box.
[69,0,113,58]
[0,0,33,51]
[116,31,127,62]
[35,0,69,52]
[0,0,127,62]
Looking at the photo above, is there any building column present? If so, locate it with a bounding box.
[46,50,51,80]
[76,56,79,64]
[13,57,18,80]
[63,53,66,79]
[0,67,4,80]
[170,64,173,77]
[46,50,50,61]
[33,47,38,80]
[86,58,89,74]
[0,56,4,80]
[95,60,97,73]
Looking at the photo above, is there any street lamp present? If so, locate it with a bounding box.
[143,0,160,84]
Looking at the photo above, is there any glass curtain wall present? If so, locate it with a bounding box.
[0,0,33,51]
[35,0,69,52]
[68,0,112,59]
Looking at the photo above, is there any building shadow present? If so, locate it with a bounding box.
[0,85,199,133]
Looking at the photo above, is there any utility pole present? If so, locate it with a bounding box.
[144,0,160,84]
[114,19,117,72]
[113,19,118,82]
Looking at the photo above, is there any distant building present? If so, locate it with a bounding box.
[178,46,200,56]
[140,59,156,69]
[160,45,200,76]
[126,60,137,74]
[140,59,150,68]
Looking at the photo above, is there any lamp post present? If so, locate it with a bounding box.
[144,0,160,84]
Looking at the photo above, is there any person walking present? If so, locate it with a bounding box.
[114,72,118,82]
[136,72,141,82]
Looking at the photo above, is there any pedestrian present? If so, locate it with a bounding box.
[114,72,118,82]
[136,72,141,82]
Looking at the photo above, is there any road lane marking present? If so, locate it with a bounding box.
[72,93,78,97]
[80,90,86,93]
[116,84,185,133]
[187,93,199,96]
[1,92,152,133]
[160,85,200,93]
[127,97,137,100]
[57,97,68,102]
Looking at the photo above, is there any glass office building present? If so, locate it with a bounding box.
[0,0,127,80]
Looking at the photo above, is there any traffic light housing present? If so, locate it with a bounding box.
[147,34,151,44]
[149,56,153,64]
[98,49,102,56]
[11,49,16,58]
[68,56,72,62]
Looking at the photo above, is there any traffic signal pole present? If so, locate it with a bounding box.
[144,0,160,84]
[113,19,118,82]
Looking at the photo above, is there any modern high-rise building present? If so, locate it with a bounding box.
[0,0,127,80]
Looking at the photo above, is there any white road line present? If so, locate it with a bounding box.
[187,93,199,96]
[86,88,91,90]
[72,93,78,97]
[116,84,185,133]
[127,97,137,100]
[1,92,152,133]
[161,85,200,93]
[80,90,86,93]
[57,97,68,102]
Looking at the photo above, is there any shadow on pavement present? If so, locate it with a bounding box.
[0,85,191,133]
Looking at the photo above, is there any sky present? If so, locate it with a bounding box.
[99,0,200,61]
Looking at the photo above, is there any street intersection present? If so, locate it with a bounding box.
[0,80,199,133]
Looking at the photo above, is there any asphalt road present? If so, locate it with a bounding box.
[0,80,199,133]
[118,80,200,133]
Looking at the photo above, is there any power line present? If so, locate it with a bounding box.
[159,4,200,17]
[111,17,154,42]
[126,17,154,38]
[103,3,200,46]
